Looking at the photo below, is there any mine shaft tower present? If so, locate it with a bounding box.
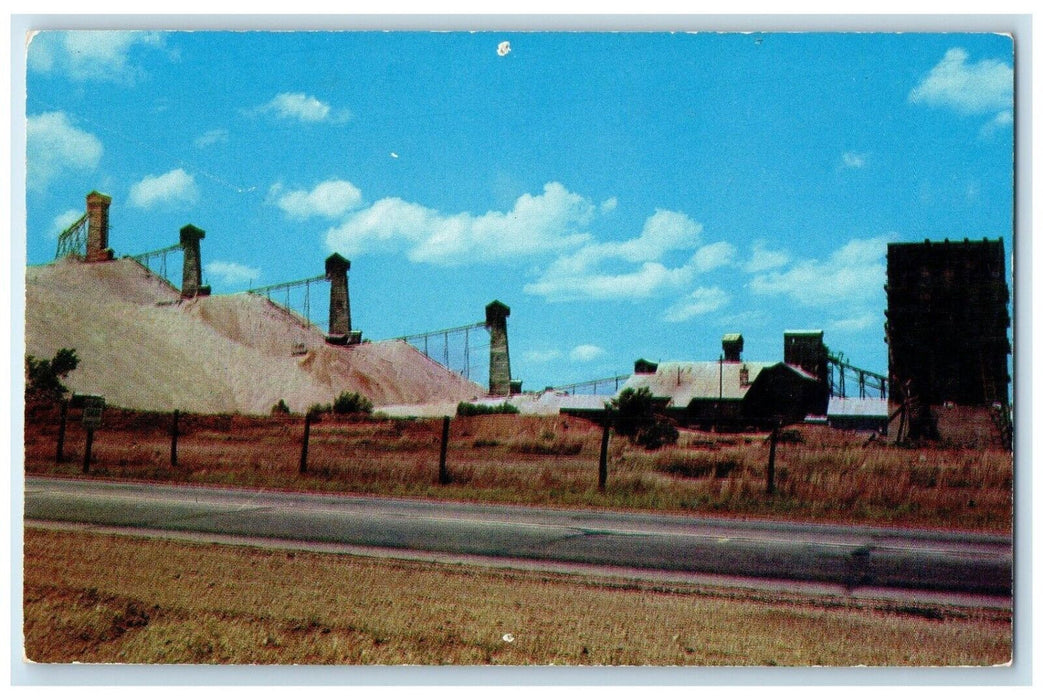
[885,238,1011,407]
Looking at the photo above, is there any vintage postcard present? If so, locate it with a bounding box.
[18,24,1017,677]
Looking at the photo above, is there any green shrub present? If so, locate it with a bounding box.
[608,387,678,450]
[609,387,654,439]
[25,348,79,402]
[333,391,373,415]
[456,402,520,417]
[307,403,332,420]
[636,420,679,450]
[271,399,291,416]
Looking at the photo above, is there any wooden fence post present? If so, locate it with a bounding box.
[299,412,312,474]
[438,416,451,485]
[170,410,180,467]
[766,421,778,495]
[598,420,611,492]
[82,428,94,475]
[55,400,68,463]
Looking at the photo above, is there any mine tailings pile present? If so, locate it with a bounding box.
[25,257,484,415]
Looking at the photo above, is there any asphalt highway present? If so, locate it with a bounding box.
[24,476,1012,604]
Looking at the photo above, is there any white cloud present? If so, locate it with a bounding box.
[570,345,607,362]
[524,209,733,302]
[526,260,697,302]
[326,182,595,264]
[608,209,703,263]
[50,209,85,239]
[662,286,731,322]
[523,349,564,363]
[693,241,736,272]
[991,110,1014,127]
[28,30,164,83]
[909,48,1013,116]
[128,168,199,209]
[749,235,894,308]
[194,129,229,148]
[204,260,261,287]
[841,151,867,169]
[600,197,618,213]
[26,33,56,72]
[981,109,1014,137]
[276,179,364,219]
[744,242,791,273]
[26,111,103,191]
[259,92,348,123]
[324,182,725,305]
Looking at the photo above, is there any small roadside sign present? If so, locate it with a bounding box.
[80,395,105,429]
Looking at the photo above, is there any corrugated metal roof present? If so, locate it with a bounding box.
[827,397,891,418]
[620,361,777,406]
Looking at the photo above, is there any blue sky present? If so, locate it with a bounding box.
[23,31,1014,390]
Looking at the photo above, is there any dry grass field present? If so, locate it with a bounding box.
[23,527,1012,665]
[23,403,1013,533]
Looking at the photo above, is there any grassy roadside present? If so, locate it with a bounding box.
[23,527,1011,666]
[24,409,1013,532]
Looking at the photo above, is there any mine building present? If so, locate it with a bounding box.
[619,333,824,429]
[885,238,1011,408]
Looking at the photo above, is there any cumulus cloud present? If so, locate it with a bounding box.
[662,286,731,322]
[604,209,703,263]
[204,260,261,287]
[326,182,595,264]
[275,179,363,219]
[194,129,229,148]
[749,235,894,308]
[909,48,1013,118]
[526,261,699,302]
[744,242,791,273]
[50,209,85,239]
[692,241,736,272]
[569,344,607,362]
[258,92,349,123]
[27,111,103,191]
[524,208,733,302]
[532,209,698,280]
[28,30,165,83]
[128,168,199,209]
[319,181,727,307]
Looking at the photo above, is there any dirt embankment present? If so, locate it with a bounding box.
[25,258,485,414]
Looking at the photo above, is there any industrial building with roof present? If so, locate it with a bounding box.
[618,333,828,430]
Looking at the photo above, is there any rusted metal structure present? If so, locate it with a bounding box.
[388,300,516,393]
[885,239,1011,408]
[55,191,113,262]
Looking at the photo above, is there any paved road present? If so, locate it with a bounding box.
[24,476,1012,600]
